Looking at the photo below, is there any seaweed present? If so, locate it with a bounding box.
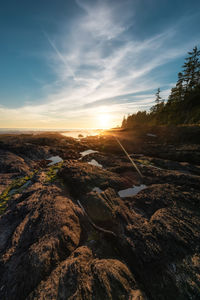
[0,171,36,215]
[45,161,64,182]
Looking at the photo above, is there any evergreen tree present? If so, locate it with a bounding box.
[150,88,163,114]
[122,116,127,128]
[182,46,200,92]
[155,88,162,104]
[121,46,200,128]
[182,57,192,93]
[168,72,184,104]
[196,49,200,86]
[168,87,176,103]
[176,72,184,101]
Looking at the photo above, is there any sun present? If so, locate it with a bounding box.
[97,113,111,129]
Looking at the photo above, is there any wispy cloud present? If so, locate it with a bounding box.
[1,0,199,128]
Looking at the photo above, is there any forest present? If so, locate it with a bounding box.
[122,46,200,128]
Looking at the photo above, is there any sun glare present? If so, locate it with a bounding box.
[97,113,111,129]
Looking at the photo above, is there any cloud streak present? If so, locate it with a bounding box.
[1,0,199,128]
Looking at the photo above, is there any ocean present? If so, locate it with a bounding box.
[0,128,102,139]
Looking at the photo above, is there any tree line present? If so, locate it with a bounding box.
[122,46,200,128]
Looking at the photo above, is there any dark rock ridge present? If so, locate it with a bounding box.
[0,150,32,174]
[0,132,200,299]
[58,160,134,197]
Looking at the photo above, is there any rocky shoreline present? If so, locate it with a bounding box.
[0,130,200,299]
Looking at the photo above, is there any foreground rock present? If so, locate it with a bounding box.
[0,150,31,174]
[0,182,144,299]
[0,184,81,299]
[28,246,143,300]
[0,132,200,299]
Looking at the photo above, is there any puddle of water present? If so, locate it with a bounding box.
[47,156,63,166]
[149,164,163,170]
[92,187,103,194]
[80,149,98,157]
[8,188,18,196]
[8,180,32,196]
[147,133,157,137]
[21,180,32,189]
[118,184,147,198]
[88,159,103,168]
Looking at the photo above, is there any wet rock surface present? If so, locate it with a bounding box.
[0,131,200,299]
[59,160,134,197]
[0,150,31,174]
[27,246,142,300]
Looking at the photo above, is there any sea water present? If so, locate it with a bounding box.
[0,128,102,139]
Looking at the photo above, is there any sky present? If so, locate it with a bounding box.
[0,0,200,129]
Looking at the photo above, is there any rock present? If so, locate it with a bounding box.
[0,184,81,300]
[27,246,143,300]
[0,133,84,161]
[0,132,200,300]
[140,163,200,189]
[58,160,133,197]
[146,156,200,175]
[81,151,120,168]
[113,183,200,299]
[0,151,30,174]
[0,173,17,194]
[81,188,120,229]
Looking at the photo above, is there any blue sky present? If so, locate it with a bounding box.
[0,0,200,128]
